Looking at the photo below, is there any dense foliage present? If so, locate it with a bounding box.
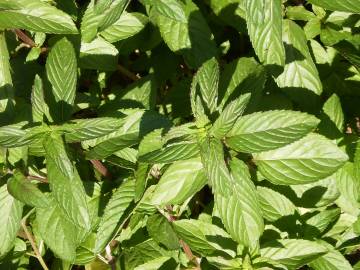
[1,0,360,269]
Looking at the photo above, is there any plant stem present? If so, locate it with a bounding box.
[13,29,36,47]
[90,159,112,179]
[13,29,48,53]
[117,64,140,81]
[162,206,201,269]
[21,209,49,270]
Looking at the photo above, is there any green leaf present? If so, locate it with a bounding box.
[31,75,49,123]
[0,123,50,148]
[151,0,187,22]
[254,133,348,185]
[154,0,217,68]
[226,110,320,153]
[61,117,125,143]
[260,239,328,269]
[95,180,135,253]
[46,37,77,122]
[43,133,91,230]
[322,94,344,132]
[97,0,130,31]
[100,12,148,43]
[138,126,200,164]
[36,196,78,262]
[173,219,237,257]
[133,257,177,270]
[200,138,264,249]
[308,0,360,13]
[146,214,180,250]
[193,57,219,114]
[79,37,119,71]
[304,208,341,237]
[246,0,285,66]
[80,0,103,43]
[7,172,49,208]
[0,123,29,148]
[0,0,77,34]
[336,162,360,213]
[150,157,207,205]
[217,158,264,249]
[309,246,353,270]
[276,20,322,95]
[218,57,266,110]
[210,93,251,139]
[0,31,14,120]
[86,110,170,159]
[286,6,317,21]
[257,186,297,222]
[0,182,23,257]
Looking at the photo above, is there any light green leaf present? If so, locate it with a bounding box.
[152,0,187,22]
[309,246,353,270]
[80,0,103,43]
[0,31,14,120]
[100,12,148,43]
[217,158,264,250]
[151,157,207,205]
[304,208,341,237]
[133,257,176,270]
[0,123,50,148]
[43,133,91,230]
[308,0,360,13]
[0,0,77,34]
[95,180,135,253]
[86,110,170,159]
[323,94,344,132]
[0,183,23,257]
[97,0,130,31]
[173,219,237,257]
[201,138,264,249]
[246,0,285,66]
[254,133,348,185]
[291,175,340,208]
[260,239,328,269]
[79,37,119,71]
[138,126,200,164]
[61,117,125,143]
[210,93,251,139]
[0,123,29,148]
[226,110,320,153]
[257,186,296,222]
[31,75,49,123]
[194,57,219,114]
[7,172,49,208]
[46,37,77,122]
[155,0,217,68]
[286,6,316,21]
[36,197,78,262]
[276,20,322,95]
[336,162,360,213]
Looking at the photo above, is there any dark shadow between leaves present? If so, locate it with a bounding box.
[205,234,238,258]
[299,186,327,208]
[216,3,247,33]
[178,9,218,69]
[273,213,302,237]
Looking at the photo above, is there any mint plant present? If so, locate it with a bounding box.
[1,0,360,269]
